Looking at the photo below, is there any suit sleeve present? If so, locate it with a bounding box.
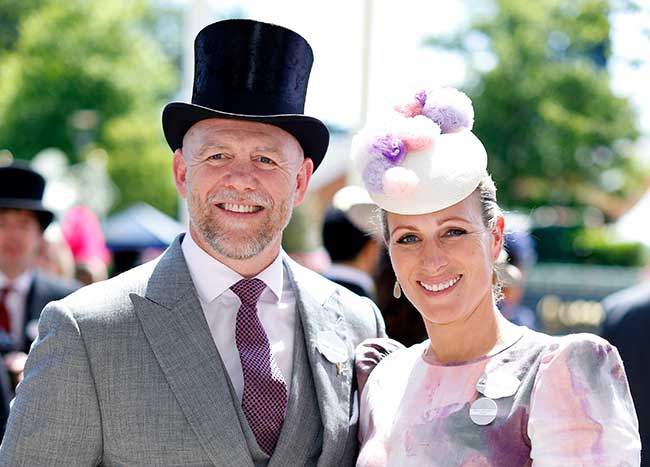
[0,302,102,466]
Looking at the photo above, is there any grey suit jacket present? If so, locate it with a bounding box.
[0,271,79,354]
[0,237,385,466]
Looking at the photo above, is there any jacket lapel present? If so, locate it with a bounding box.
[268,301,321,467]
[131,237,253,467]
[283,256,353,464]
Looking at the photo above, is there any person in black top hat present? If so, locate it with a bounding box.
[0,160,79,436]
[0,20,386,466]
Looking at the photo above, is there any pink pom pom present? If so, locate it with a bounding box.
[394,100,423,117]
[402,135,432,151]
[395,115,440,151]
[383,167,419,198]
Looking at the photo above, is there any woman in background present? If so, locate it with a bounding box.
[352,87,640,466]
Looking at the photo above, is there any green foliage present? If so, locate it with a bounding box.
[573,227,649,266]
[531,225,648,266]
[102,111,178,217]
[0,0,48,54]
[426,0,647,217]
[0,0,180,216]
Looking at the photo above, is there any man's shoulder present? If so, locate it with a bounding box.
[601,282,650,329]
[58,259,159,315]
[285,258,382,340]
[324,276,371,299]
[32,271,81,298]
[287,257,375,306]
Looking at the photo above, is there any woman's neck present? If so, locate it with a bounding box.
[423,301,520,364]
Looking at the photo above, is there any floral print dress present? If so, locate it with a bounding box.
[357,327,640,466]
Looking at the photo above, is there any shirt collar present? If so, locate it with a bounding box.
[0,269,34,294]
[181,232,284,304]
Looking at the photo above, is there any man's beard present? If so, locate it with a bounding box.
[188,185,294,260]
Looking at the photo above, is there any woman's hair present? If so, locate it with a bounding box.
[476,173,502,230]
[379,172,505,300]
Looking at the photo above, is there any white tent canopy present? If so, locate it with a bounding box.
[615,189,650,246]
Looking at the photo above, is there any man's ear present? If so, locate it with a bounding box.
[172,149,187,198]
[292,157,314,207]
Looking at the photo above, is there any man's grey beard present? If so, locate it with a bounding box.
[188,185,294,260]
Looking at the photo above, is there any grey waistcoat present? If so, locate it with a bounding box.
[230,311,323,467]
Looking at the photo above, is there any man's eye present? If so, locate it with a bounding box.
[208,153,224,161]
[396,234,419,244]
[258,156,275,165]
[444,228,466,237]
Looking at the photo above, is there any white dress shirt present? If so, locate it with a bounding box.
[0,270,34,350]
[181,233,296,402]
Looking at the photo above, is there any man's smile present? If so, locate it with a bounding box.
[217,203,264,213]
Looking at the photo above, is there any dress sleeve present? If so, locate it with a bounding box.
[357,350,396,467]
[527,333,640,466]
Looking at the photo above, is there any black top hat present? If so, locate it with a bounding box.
[0,161,54,230]
[162,19,329,171]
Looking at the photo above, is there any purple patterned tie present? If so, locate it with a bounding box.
[231,278,288,455]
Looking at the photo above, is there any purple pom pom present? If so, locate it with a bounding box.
[421,88,474,133]
[362,157,393,194]
[415,90,427,105]
[372,135,406,163]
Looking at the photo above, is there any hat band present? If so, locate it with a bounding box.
[0,197,49,211]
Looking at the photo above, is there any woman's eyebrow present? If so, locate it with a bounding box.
[390,224,418,236]
[439,216,472,224]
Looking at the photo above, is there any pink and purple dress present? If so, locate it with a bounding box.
[357,327,641,466]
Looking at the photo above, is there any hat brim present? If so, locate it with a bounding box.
[0,198,54,230]
[162,102,329,172]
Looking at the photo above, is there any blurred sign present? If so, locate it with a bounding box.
[537,295,604,333]
[522,262,643,335]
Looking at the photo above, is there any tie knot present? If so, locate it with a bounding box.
[230,278,266,307]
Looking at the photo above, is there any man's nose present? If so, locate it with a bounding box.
[223,160,257,190]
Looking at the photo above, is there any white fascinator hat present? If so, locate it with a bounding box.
[351,87,487,215]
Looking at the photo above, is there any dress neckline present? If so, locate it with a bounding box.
[420,326,527,367]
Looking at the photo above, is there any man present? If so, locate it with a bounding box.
[322,186,380,298]
[601,282,650,466]
[0,161,80,435]
[0,19,386,466]
[0,163,79,369]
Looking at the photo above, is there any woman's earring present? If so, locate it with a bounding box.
[393,280,402,299]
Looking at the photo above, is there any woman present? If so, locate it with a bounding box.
[352,87,640,466]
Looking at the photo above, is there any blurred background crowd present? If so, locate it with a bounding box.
[1,0,649,452]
